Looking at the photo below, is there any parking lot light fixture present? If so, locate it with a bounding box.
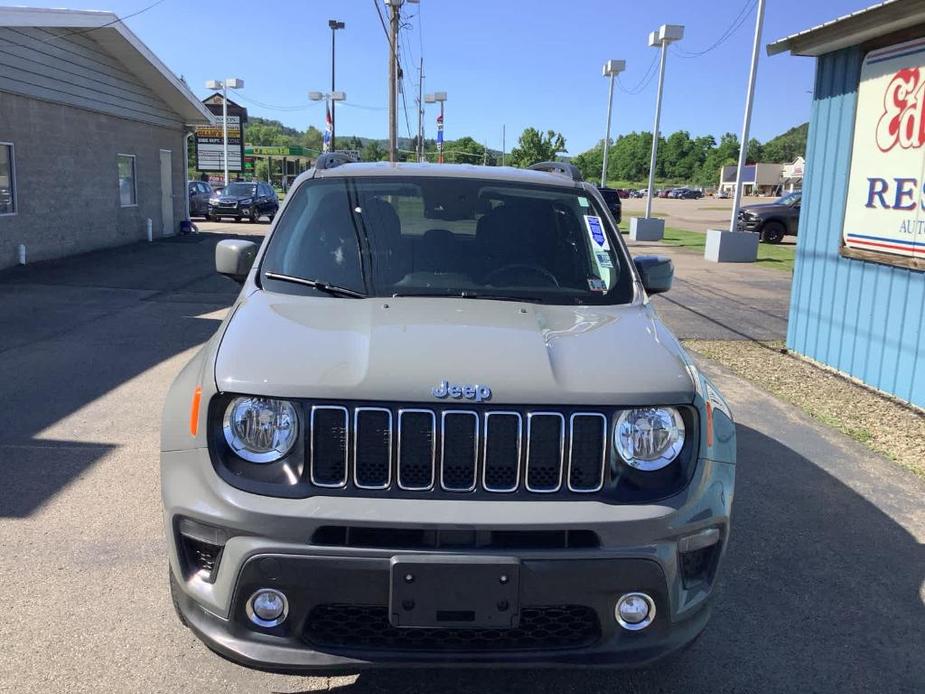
[309,91,347,152]
[425,92,447,163]
[206,78,244,185]
[328,20,346,147]
[601,60,625,188]
[643,25,682,219]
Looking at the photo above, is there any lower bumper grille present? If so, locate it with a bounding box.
[304,604,601,652]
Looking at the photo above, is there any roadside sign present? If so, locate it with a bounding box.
[843,37,925,264]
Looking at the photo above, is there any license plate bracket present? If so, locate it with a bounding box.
[389,555,521,628]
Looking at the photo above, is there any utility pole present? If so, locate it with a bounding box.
[483,140,488,166]
[417,57,424,162]
[387,1,400,162]
[729,0,766,232]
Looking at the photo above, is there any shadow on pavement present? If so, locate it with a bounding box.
[299,424,923,693]
[0,232,257,517]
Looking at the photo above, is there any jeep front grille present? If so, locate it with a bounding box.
[307,404,608,495]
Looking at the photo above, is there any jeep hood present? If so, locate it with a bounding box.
[214,292,695,405]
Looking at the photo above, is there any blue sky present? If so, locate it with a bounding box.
[20,0,872,152]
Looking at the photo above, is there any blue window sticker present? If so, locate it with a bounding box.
[584,215,610,250]
[595,251,614,268]
[587,278,607,292]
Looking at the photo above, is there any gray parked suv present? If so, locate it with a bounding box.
[161,162,736,672]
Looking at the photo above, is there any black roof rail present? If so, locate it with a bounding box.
[313,151,357,170]
[527,161,583,182]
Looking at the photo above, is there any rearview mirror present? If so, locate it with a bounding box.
[633,255,673,294]
[215,239,258,283]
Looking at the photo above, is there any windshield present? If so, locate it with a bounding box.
[225,183,257,197]
[260,176,633,305]
[775,191,801,206]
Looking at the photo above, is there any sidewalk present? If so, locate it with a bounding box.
[627,236,792,341]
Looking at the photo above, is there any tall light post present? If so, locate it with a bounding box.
[729,0,765,233]
[601,60,625,188]
[205,78,244,185]
[328,19,345,149]
[309,91,347,152]
[644,25,683,218]
[425,92,446,163]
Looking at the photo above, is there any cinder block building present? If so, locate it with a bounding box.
[0,7,212,270]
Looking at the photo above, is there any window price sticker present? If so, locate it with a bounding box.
[584,215,610,250]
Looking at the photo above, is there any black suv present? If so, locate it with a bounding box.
[737,190,801,243]
[597,187,622,225]
[209,182,279,223]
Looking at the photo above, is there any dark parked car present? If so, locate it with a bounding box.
[597,186,622,225]
[209,182,279,223]
[188,181,212,219]
[675,188,703,200]
[737,190,801,243]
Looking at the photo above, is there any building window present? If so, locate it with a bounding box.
[0,143,14,216]
[118,154,137,207]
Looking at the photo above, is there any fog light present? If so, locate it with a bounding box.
[615,592,655,631]
[246,588,289,627]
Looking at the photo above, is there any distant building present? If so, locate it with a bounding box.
[718,163,784,196]
[769,0,925,408]
[0,7,213,270]
[780,156,804,192]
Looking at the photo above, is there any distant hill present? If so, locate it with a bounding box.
[761,122,808,163]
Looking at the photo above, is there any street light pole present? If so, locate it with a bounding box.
[328,20,345,150]
[644,26,683,218]
[425,92,447,163]
[601,60,625,188]
[729,0,766,232]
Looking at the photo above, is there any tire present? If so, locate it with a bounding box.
[168,568,190,628]
[248,207,259,223]
[208,214,219,222]
[760,221,786,244]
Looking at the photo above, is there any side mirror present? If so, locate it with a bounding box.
[215,239,257,283]
[633,255,673,295]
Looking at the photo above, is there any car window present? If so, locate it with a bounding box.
[260,176,633,305]
[226,183,257,197]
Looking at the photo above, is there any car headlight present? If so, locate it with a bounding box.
[615,407,685,471]
[240,198,253,205]
[222,397,299,463]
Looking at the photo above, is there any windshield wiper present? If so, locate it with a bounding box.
[391,290,545,303]
[264,272,366,298]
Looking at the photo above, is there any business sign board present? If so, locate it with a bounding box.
[196,115,242,172]
[843,37,925,266]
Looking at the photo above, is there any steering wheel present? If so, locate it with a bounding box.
[484,263,560,288]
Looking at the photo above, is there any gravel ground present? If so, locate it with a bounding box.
[685,339,925,478]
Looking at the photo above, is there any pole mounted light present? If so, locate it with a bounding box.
[643,24,683,220]
[425,91,447,163]
[601,59,625,188]
[328,19,345,148]
[206,78,244,186]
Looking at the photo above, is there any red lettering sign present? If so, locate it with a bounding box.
[876,67,925,152]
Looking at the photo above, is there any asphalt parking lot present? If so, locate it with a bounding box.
[0,223,922,693]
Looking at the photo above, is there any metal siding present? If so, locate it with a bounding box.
[787,45,925,408]
[0,27,182,128]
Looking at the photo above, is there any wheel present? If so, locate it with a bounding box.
[234,216,242,223]
[248,206,259,223]
[208,214,219,222]
[760,221,786,244]
[168,568,189,628]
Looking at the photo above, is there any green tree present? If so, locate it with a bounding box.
[572,142,604,182]
[509,128,567,168]
[361,140,387,162]
[444,136,486,164]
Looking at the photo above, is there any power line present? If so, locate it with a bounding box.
[617,51,659,95]
[35,0,169,45]
[372,0,392,48]
[229,90,321,112]
[674,0,756,58]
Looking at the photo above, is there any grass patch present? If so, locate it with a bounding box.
[659,227,795,272]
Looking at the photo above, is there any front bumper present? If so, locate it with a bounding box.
[162,448,733,670]
[736,216,760,232]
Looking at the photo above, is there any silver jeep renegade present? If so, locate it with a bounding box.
[161,162,736,672]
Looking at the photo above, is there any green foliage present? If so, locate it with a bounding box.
[509,128,567,168]
[361,140,387,162]
[574,123,808,188]
[761,122,808,163]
